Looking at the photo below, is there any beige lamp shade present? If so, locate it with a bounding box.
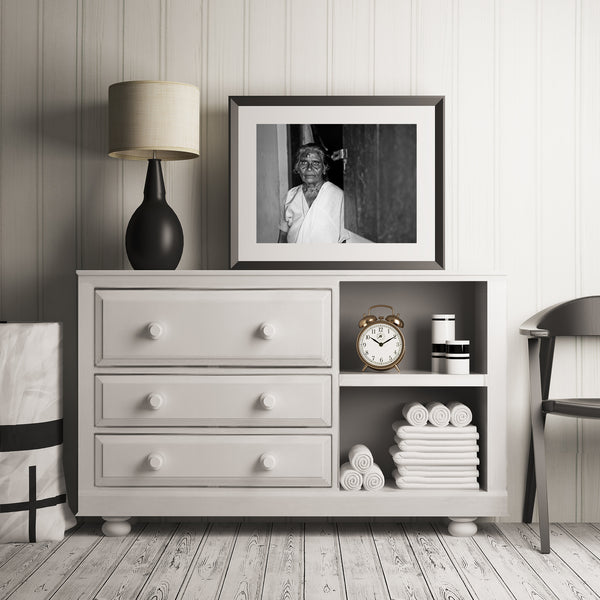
[108,80,200,160]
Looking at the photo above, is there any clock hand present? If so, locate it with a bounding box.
[381,336,397,345]
[366,335,383,346]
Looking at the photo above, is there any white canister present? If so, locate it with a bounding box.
[431,314,455,372]
[445,340,470,375]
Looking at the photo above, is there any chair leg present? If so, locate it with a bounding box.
[528,337,550,553]
[523,431,536,523]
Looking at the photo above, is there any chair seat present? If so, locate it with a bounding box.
[542,398,600,418]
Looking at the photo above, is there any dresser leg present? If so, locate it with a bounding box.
[101,517,132,536]
[447,517,477,537]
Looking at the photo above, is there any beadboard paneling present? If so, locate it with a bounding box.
[2,0,600,522]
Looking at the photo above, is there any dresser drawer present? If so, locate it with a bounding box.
[95,434,331,487]
[96,374,332,427]
[95,289,331,366]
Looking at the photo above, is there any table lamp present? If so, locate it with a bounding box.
[108,80,200,269]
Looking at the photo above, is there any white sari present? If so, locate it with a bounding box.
[279,181,349,243]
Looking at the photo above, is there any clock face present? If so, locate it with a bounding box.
[357,322,405,369]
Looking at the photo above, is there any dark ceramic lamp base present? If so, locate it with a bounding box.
[125,159,184,270]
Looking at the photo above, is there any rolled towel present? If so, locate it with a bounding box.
[447,401,473,427]
[401,402,428,427]
[348,444,374,473]
[426,401,451,427]
[362,464,385,491]
[339,462,363,491]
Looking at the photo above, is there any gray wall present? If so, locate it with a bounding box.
[2,0,600,522]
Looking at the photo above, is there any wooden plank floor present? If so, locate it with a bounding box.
[1,522,600,599]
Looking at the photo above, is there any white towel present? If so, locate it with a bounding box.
[426,401,451,427]
[395,439,479,454]
[389,447,479,466]
[401,402,428,427]
[362,464,385,491]
[395,481,480,490]
[339,462,363,491]
[395,437,478,448]
[348,444,373,473]
[395,475,478,484]
[448,401,473,427]
[391,450,478,461]
[397,467,479,477]
[392,420,479,440]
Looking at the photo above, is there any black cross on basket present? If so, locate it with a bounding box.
[0,420,67,542]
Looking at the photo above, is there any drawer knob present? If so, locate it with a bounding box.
[147,453,165,471]
[147,322,164,340]
[260,322,276,340]
[259,393,276,410]
[146,393,165,410]
[259,453,277,471]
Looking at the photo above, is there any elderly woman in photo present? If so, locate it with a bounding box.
[278,143,349,244]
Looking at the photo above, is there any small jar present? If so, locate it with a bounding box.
[431,343,446,373]
[431,314,455,372]
[445,340,470,375]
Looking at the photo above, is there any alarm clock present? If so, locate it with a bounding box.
[356,304,405,371]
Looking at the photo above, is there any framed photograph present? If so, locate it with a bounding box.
[230,95,444,269]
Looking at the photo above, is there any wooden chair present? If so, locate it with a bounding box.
[520,296,600,553]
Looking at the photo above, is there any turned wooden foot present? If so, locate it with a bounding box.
[101,517,131,536]
[448,517,477,537]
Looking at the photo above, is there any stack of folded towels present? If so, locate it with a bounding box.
[339,444,385,491]
[390,401,479,489]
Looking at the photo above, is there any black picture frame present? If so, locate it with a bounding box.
[230,95,444,269]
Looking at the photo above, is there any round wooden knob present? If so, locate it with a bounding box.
[260,322,276,340]
[259,393,276,410]
[146,393,164,410]
[147,453,164,471]
[259,453,277,471]
[147,322,164,340]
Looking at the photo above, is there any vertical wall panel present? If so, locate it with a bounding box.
[330,0,373,94]
[80,0,123,269]
[372,0,412,94]
[165,0,203,269]
[415,0,457,270]
[0,0,40,319]
[247,0,287,94]
[41,0,79,504]
[455,0,496,272]
[578,0,600,521]
[497,0,539,520]
[288,0,329,95]
[539,0,579,522]
[205,0,245,268]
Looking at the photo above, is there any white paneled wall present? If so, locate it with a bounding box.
[1,0,599,521]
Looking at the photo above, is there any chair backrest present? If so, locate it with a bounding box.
[520,296,600,338]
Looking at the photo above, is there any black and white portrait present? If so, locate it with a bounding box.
[256,124,417,244]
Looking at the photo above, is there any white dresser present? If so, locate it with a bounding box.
[77,271,507,536]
